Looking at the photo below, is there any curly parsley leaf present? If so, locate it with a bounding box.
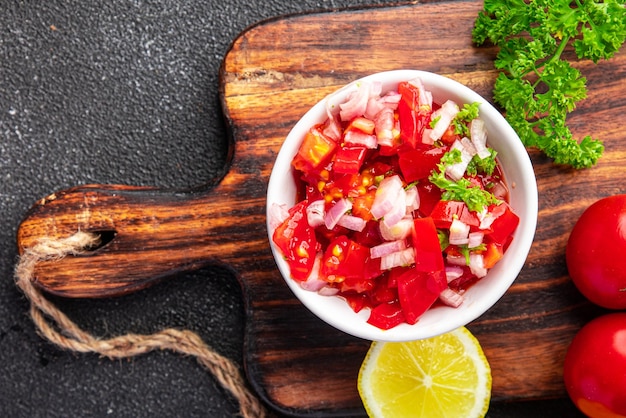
[473,0,625,168]
[429,149,502,212]
[467,147,498,176]
[452,102,481,136]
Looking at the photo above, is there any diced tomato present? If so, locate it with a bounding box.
[369,274,398,305]
[343,292,370,313]
[340,252,383,294]
[351,190,376,222]
[272,201,318,281]
[417,182,443,217]
[333,146,368,174]
[398,145,448,183]
[292,126,337,173]
[398,81,421,111]
[321,236,380,283]
[347,116,376,135]
[398,99,421,148]
[324,172,360,199]
[364,159,394,177]
[412,217,445,272]
[304,184,323,202]
[448,269,479,292]
[367,300,406,330]
[378,141,402,156]
[483,242,504,269]
[397,81,431,148]
[341,275,375,294]
[387,266,412,288]
[440,124,460,145]
[397,268,447,325]
[430,200,480,229]
[485,202,520,245]
[349,220,382,248]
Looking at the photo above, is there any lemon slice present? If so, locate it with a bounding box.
[358,327,492,418]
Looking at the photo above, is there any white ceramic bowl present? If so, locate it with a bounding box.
[267,70,538,342]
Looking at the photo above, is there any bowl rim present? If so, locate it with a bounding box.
[266,69,538,341]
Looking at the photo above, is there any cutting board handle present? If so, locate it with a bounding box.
[15,177,262,298]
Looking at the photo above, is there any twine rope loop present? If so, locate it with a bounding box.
[14,231,268,418]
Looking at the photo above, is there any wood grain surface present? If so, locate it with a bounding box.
[16,0,626,416]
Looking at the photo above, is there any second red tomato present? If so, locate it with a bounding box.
[566,194,626,309]
[563,312,626,418]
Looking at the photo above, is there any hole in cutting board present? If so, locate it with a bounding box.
[83,230,117,252]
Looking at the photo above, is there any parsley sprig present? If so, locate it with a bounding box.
[472,0,626,168]
[429,148,502,212]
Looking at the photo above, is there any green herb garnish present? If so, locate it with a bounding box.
[452,102,481,136]
[466,147,498,176]
[429,149,502,212]
[472,0,626,168]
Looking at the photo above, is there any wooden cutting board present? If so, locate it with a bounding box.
[17,0,626,416]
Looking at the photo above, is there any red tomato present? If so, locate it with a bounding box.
[397,81,429,148]
[566,195,626,309]
[397,145,448,183]
[563,313,626,418]
[321,236,381,284]
[366,300,405,330]
[485,202,520,246]
[429,200,480,230]
[272,201,318,281]
[412,217,445,272]
[291,125,337,173]
[397,268,447,325]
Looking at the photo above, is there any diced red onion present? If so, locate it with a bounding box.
[380,216,414,241]
[439,287,464,308]
[337,214,367,232]
[478,209,496,230]
[461,136,478,155]
[370,239,407,259]
[445,137,477,181]
[365,92,402,120]
[381,91,401,108]
[491,181,509,201]
[380,247,416,270]
[405,185,420,213]
[323,111,342,142]
[339,86,369,122]
[447,253,467,267]
[344,129,378,149]
[449,218,470,245]
[299,254,325,291]
[421,127,435,145]
[318,286,340,296]
[469,253,488,278]
[371,175,404,220]
[370,81,383,97]
[365,99,385,120]
[306,200,326,228]
[324,198,352,230]
[470,118,491,160]
[429,100,459,142]
[339,81,382,121]
[382,188,407,228]
[468,231,484,248]
[268,202,290,232]
[408,77,432,109]
[445,266,464,283]
[373,107,396,146]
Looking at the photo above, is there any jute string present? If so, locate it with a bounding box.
[14,231,269,418]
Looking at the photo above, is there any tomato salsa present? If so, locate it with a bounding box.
[270,78,519,330]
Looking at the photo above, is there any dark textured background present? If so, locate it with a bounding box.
[0,1,581,416]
